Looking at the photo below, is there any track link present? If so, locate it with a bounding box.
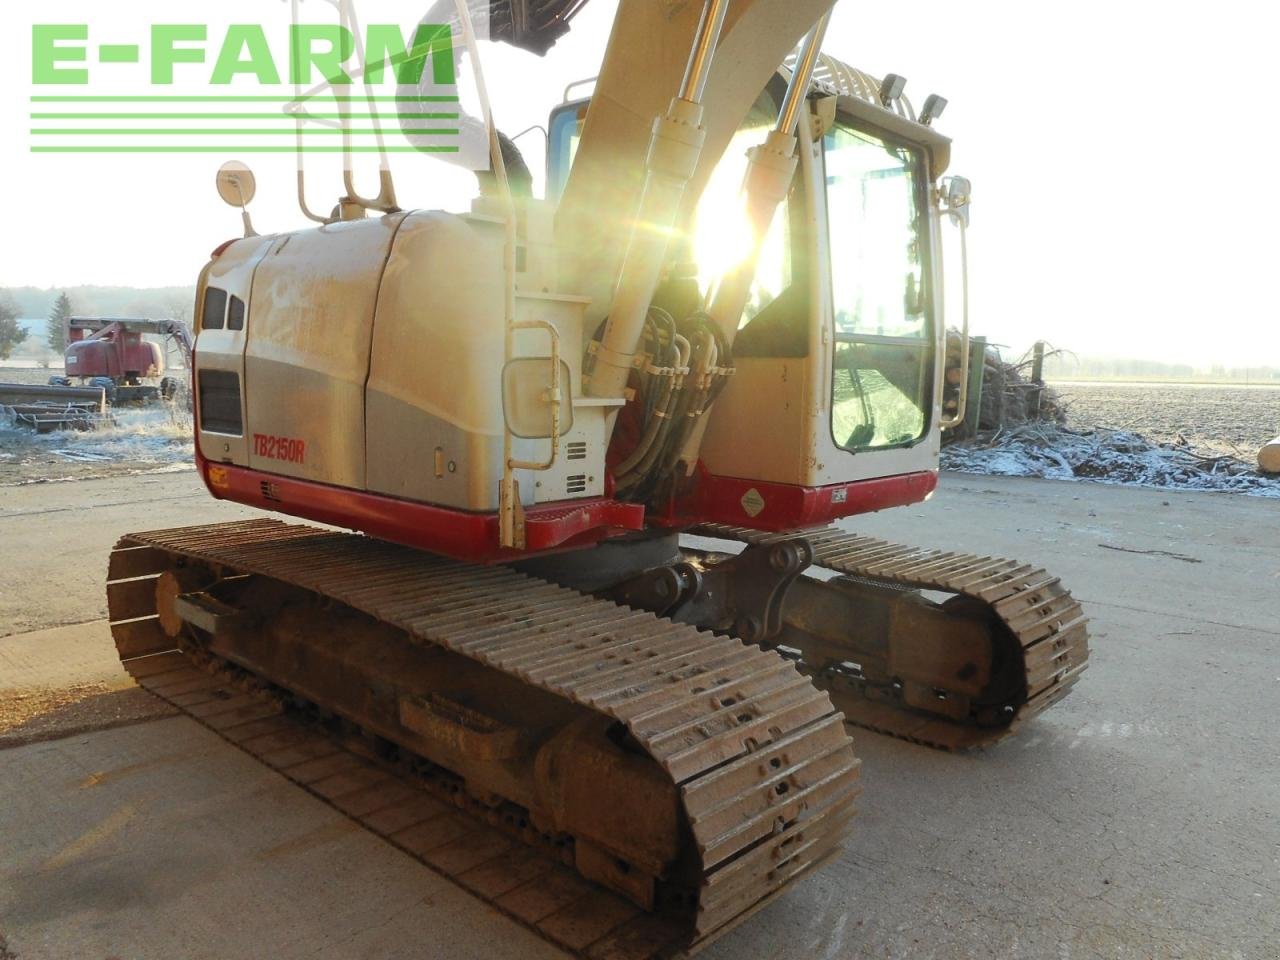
[106,519,861,958]
[695,524,1091,750]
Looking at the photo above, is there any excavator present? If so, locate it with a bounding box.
[104,1,1090,955]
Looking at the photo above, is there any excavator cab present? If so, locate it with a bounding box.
[547,59,954,527]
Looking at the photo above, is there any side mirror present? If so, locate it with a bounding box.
[941,175,971,228]
[216,161,256,207]
[502,357,574,439]
[216,161,259,237]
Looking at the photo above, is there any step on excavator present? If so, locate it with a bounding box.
[105,1,1090,954]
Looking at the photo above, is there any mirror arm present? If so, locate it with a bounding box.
[938,186,971,430]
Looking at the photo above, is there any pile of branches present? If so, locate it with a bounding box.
[942,335,1068,441]
[942,424,1280,497]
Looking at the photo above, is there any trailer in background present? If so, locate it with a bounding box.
[0,381,112,433]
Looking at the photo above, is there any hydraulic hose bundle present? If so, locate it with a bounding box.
[607,307,686,496]
[592,307,733,503]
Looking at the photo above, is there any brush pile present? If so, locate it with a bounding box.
[942,423,1280,497]
[939,334,1280,495]
[942,335,1067,440]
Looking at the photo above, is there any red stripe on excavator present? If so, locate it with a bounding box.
[660,469,938,531]
[195,453,646,564]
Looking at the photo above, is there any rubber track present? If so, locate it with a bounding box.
[694,524,1091,750]
[105,519,861,958]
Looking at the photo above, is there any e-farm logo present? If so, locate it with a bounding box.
[29,20,464,154]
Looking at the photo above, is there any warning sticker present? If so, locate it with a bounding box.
[740,488,766,517]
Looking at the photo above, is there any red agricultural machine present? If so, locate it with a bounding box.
[52,317,192,404]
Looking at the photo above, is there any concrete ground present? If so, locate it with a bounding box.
[1,471,1276,959]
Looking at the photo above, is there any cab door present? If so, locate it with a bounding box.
[811,114,941,486]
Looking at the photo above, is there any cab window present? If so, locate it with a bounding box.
[546,102,586,202]
[825,123,932,451]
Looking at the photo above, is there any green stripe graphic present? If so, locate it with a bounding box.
[31,146,461,153]
[30,112,460,120]
[31,128,460,136]
[30,95,460,103]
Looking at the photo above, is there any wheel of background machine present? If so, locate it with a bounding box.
[89,376,118,405]
[48,376,71,387]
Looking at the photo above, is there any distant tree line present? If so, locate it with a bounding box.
[1044,352,1280,383]
[5,286,196,324]
[0,285,196,363]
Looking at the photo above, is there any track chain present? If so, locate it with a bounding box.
[106,519,862,958]
[694,524,1091,750]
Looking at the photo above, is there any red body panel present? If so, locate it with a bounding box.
[658,465,938,532]
[197,449,646,564]
[198,446,934,562]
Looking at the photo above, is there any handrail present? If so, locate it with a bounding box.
[835,332,931,348]
[562,76,598,103]
[939,189,971,430]
[506,321,564,472]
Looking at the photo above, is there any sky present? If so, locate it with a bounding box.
[3,1,1278,370]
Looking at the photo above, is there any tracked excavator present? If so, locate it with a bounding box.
[105,1,1090,954]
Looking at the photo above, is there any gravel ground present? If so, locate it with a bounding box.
[5,472,1279,960]
[1051,381,1280,460]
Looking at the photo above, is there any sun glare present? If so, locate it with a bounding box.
[692,123,789,318]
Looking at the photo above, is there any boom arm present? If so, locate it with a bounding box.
[556,0,836,328]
